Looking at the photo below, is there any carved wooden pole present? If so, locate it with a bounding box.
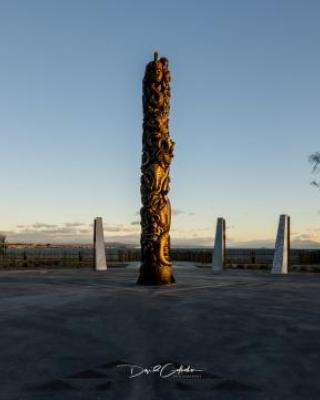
[137,52,175,285]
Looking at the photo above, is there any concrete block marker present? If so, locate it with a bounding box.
[93,217,107,271]
[212,217,226,271]
[271,215,290,274]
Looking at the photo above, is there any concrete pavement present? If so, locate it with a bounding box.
[0,263,320,399]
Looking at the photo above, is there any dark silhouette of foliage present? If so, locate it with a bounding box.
[309,152,320,188]
[0,234,6,255]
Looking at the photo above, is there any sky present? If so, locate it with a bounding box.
[0,0,319,247]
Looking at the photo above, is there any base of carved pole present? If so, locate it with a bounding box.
[137,264,175,285]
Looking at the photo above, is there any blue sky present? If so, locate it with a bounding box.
[0,0,319,247]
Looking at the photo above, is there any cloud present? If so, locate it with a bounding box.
[16,226,86,236]
[172,209,185,216]
[3,222,320,249]
[64,222,85,227]
[228,235,320,249]
[30,223,58,229]
[290,231,320,248]
[172,209,195,217]
[0,230,15,236]
[1,221,141,244]
[104,224,139,233]
[105,226,126,232]
[291,239,320,248]
[79,229,91,234]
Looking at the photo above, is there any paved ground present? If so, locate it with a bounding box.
[0,263,320,400]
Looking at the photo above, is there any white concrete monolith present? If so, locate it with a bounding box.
[94,217,107,271]
[212,217,226,271]
[271,215,290,274]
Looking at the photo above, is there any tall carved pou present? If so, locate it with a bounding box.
[137,52,175,285]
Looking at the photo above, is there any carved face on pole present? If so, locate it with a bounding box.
[152,61,163,82]
[137,53,175,285]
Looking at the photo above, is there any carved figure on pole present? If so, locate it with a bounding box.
[137,52,175,285]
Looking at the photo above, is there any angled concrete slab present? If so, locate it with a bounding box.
[272,214,290,274]
[212,217,226,271]
[93,217,107,271]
